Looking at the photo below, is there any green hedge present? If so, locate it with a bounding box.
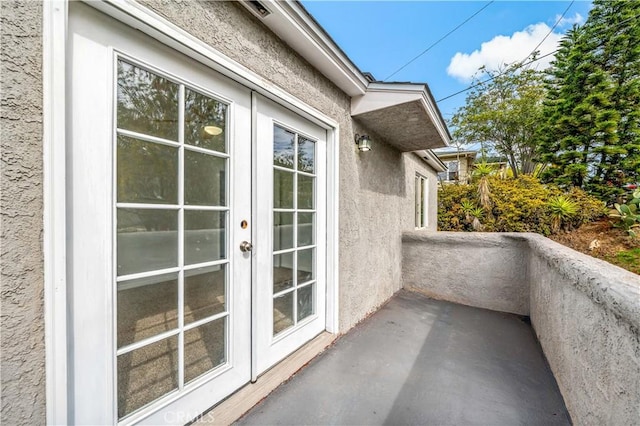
[438,176,606,235]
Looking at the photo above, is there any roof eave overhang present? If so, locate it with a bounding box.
[417,150,448,172]
[351,83,451,152]
[240,1,368,97]
[239,2,452,151]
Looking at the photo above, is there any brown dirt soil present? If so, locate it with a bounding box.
[549,219,640,275]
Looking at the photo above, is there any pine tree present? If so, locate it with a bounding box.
[539,0,640,204]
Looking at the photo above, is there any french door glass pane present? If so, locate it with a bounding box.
[273,252,294,293]
[116,208,178,276]
[117,273,178,348]
[272,125,317,336]
[184,210,226,265]
[184,89,227,153]
[297,248,314,284]
[297,213,314,247]
[297,283,314,322]
[273,212,294,251]
[117,136,178,204]
[184,150,226,206]
[184,318,226,384]
[184,265,226,324]
[117,60,179,141]
[297,175,314,209]
[273,126,295,169]
[297,137,315,173]
[116,59,231,420]
[273,292,294,335]
[117,335,179,419]
[274,169,294,209]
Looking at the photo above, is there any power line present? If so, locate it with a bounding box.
[520,0,574,64]
[438,11,640,104]
[383,1,494,82]
[437,50,558,103]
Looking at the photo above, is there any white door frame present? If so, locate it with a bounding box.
[43,0,340,423]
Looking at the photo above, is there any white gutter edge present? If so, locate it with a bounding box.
[417,150,448,173]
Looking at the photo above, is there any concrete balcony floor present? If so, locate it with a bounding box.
[237,290,570,425]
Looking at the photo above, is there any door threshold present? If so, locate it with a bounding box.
[194,332,337,425]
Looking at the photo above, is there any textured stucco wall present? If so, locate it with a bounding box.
[138,0,439,332]
[402,232,530,315]
[402,232,640,425]
[527,235,640,426]
[0,1,46,424]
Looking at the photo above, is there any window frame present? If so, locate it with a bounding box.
[415,173,428,229]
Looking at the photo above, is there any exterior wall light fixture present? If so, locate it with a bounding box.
[355,133,372,152]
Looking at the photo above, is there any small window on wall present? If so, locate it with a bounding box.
[415,174,428,228]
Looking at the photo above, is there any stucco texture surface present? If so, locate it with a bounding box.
[528,236,640,426]
[402,232,530,315]
[138,0,440,332]
[0,1,46,424]
[402,231,640,425]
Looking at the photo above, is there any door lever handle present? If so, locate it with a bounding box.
[240,241,253,252]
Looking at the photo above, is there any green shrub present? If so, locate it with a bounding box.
[438,176,606,235]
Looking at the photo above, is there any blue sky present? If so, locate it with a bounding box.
[301,1,593,120]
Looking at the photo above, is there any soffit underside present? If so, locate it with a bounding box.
[352,100,448,152]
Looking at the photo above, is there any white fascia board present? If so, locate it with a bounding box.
[417,150,448,173]
[249,1,368,97]
[352,83,452,147]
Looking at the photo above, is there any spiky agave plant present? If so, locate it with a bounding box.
[549,196,578,233]
[460,200,476,223]
[472,163,494,214]
[469,206,485,231]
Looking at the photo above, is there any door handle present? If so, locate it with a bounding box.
[240,241,253,252]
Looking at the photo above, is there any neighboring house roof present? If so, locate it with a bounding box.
[435,150,478,160]
[238,1,451,151]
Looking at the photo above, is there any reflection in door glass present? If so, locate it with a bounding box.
[297,137,315,173]
[273,169,294,209]
[184,210,226,265]
[297,213,314,247]
[117,208,178,276]
[116,59,231,420]
[272,125,317,336]
[184,150,226,206]
[117,61,179,141]
[297,175,314,209]
[273,126,295,169]
[184,88,227,153]
[117,136,178,204]
[273,212,294,251]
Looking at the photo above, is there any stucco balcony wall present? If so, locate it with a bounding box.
[402,231,640,426]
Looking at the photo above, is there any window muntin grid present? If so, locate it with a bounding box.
[272,125,317,336]
[114,57,232,420]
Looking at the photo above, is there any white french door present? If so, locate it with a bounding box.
[67,3,328,424]
[253,96,327,375]
[68,4,251,424]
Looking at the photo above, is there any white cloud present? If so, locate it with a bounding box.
[556,12,584,28]
[447,23,563,82]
